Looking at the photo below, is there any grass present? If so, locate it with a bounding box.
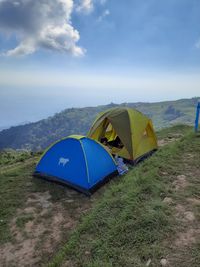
[156,124,191,139]
[1,125,199,267]
[0,149,34,166]
[16,214,35,228]
[0,150,88,246]
[47,126,200,267]
[0,151,68,244]
[0,157,36,243]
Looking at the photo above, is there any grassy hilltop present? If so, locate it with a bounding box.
[0,97,198,151]
[0,125,200,267]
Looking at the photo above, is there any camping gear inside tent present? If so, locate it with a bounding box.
[115,155,129,175]
[34,135,118,195]
[195,101,200,132]
[88,107,158,162]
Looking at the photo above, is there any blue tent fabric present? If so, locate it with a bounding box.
[195,101,200,132]
[34,136,117,194]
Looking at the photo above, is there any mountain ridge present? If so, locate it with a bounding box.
[0,97,198,151]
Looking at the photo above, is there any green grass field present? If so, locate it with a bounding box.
[0,125,200,267]
[48,126,200,267]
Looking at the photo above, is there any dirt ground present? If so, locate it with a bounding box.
[0,185,94,267]
[158,133,184,147]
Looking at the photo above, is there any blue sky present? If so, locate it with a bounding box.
[0,0,200,127]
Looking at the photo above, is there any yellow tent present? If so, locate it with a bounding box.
[87,107,158,162]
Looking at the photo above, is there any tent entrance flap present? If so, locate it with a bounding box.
[97,121,131,159]
[104,122,117,142]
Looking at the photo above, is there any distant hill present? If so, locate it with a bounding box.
[0,126,11,132]
[0,97,198,151]
[0,127,5,132]
[0,121,31,132]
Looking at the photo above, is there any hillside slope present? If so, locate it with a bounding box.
[49,126,200,267]
[0,125,199,267]
[0,97,198,150]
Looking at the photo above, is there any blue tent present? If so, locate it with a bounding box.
[34,135,117,195]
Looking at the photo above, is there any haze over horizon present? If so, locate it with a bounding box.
[0,0,200,127]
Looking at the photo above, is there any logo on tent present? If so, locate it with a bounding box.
[58,157,69,167]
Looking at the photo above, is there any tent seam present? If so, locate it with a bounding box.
[79,139,90,187]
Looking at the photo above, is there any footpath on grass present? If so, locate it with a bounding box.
[48,126,200,267]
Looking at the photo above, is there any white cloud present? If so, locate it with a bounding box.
[76,0,93,14]
[0,0,86,56]
[0,0,111,56]
[97,9,110,22]
[98,0,107,5]
[195,39,200,49]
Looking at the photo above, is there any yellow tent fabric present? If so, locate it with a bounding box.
[87,107,158,161]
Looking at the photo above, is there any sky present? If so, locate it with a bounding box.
[0,0,200,128]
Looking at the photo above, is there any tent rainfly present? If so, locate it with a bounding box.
[34,135,117,195]
[88,107,158,162]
